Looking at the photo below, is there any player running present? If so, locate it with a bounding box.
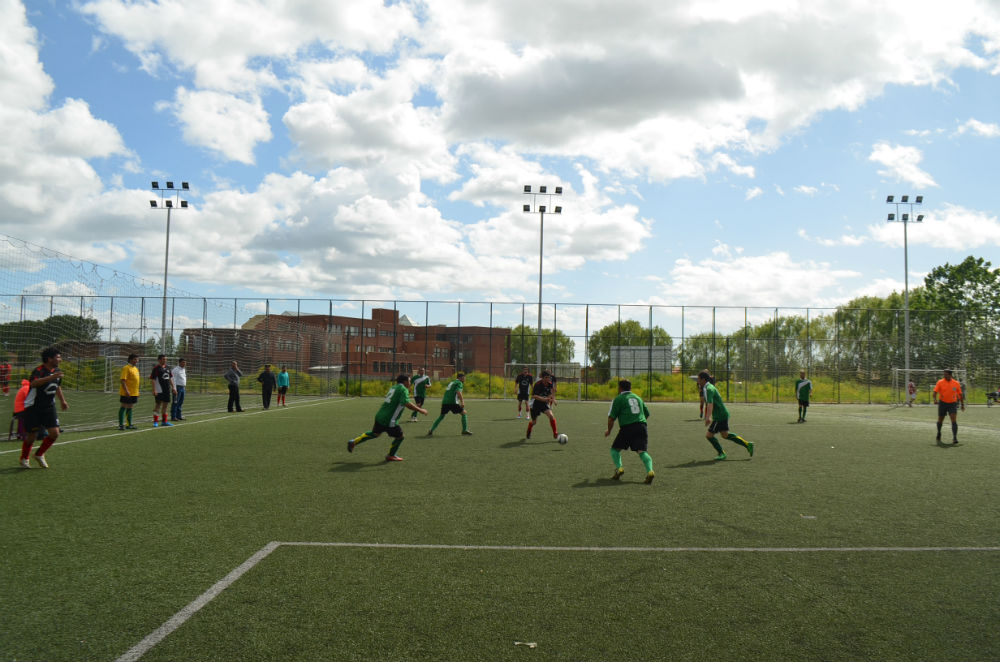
[19,346,69,469]
[526,371,559,440]
[427,373,472,436]
[348,374,427,462]
[698,370,754,460]
[409,367,431,422]
[514,367,533,418]
[606,379,655,484]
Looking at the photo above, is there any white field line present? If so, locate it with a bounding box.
[0,397,353,456]
[118,540,1000,661]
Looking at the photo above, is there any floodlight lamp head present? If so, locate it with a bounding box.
[554,186,563,195]
[149,200,157,208]
[900,195,909,203]
[180,200,188,208]
[523,185,531,193]
[539,205,546,213]
[915,195,923,204]
[523,204,531,212]
[887,213,895,221]
[885,195,893,203]
[165,200,173,208]
[554,206,562,213]
[152,181,159,189]
[181,182,189,190]
[166,181,174,189]
[916,214,924,222]
[539,185,547,193]
[902,213,909,221]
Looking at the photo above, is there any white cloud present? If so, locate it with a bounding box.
[868,203,1000,251]
[745,186,763,201]
[794,185,819,196]
[166,87,272,164]
[868,142,937,189]
[956,118,1000,137]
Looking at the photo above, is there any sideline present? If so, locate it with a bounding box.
[117,539,1000,661]
[0,398,354,456]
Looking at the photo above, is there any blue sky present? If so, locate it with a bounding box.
[3,0,1000,332]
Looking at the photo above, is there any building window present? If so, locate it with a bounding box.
[364,328,376,338]
[403,332,415,342]
[373,361,379,373]
[330,324,342,334]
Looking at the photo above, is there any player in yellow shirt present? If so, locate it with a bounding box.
[118,353,140,430]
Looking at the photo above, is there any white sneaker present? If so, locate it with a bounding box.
[19,458,31,469]
[34,454,49,469]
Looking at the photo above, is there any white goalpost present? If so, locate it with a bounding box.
[890,368,968,405]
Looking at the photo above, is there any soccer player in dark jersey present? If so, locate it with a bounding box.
[19,346,69,469]
[698,370,753,460]
[525,371,559,440]
[606,379,655,484]
[150,354,175,427]
[514,367,533,418]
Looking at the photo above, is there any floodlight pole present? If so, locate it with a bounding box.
[886,194,924,391]
[150,181,190,354]
[522,185,563,377]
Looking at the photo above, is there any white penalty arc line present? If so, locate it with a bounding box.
[117,540,1000,661]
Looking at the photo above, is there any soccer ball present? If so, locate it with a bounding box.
[557,433,568,445]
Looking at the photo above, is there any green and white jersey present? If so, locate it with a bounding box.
[442,379,463,405]
[795,378,813,402]
[412,374,431,397]
[374,383,411,427]
[703,382,729,421]
[608,391,649,426]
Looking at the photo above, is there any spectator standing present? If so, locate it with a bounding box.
[257,364,276,410]
[118,353,140,430]
[224,361,244,412]
[276,365,290,406]
[171,358,187,421]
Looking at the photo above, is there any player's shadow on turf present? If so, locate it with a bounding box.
[935,440,960,449]
[666,459,729,468]
[572,478,633,488]
[0,467,29,476]
[328,461,369,472]
[499,438,555,448]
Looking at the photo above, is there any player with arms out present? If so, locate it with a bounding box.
[409,367,431,422]
[19,346,69,469]
[514,367,533,418]
[932,368,964,444]
[698,370,754,460]
[348,374,427,462]
[795,371,813,422]
[606,379,655,484]
[525,371,559,441]
[428,373,472,436]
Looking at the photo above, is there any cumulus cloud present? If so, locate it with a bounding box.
[956,118,1000,137]
[869,143,937,189]
[165,87,272,164]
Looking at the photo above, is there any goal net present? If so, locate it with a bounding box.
[503,363,583,401]
[891,368,968,405]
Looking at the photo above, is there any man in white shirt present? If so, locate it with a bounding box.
[171,358,188,421]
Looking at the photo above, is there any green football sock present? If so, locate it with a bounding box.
[727,433,749,448]
[388,438,403,456]
[126,409,133,425]
[610,448,623,469]
[118,407,125,426]
[461,414,468,432]
[430,415,445,432]
[708,436,723,453]
[639,451,653,473]
[353,432,374,445]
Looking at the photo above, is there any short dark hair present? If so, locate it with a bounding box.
[943,368,953,375]
[157,354,166,360]
[127,353,138,362]
[178,357,186,363]
[541,370,551,378]
[41,346,60,363]
[619,379,632,391]
[396,374,410,384]
[697,370,712,382]
[457,372,465,379]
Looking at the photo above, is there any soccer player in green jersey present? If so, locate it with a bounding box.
[605,379,655,484]
[409,367,431,422]
[428,373,472,436]
[697,370,754,460]
[795,371,813,422]
[348,375,428,462]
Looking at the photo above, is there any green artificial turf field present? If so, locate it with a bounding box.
[2,397,997,661]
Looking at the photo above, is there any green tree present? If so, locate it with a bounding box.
[588,320,672,378]
[0,314,102,362]
[507,325,575,365]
